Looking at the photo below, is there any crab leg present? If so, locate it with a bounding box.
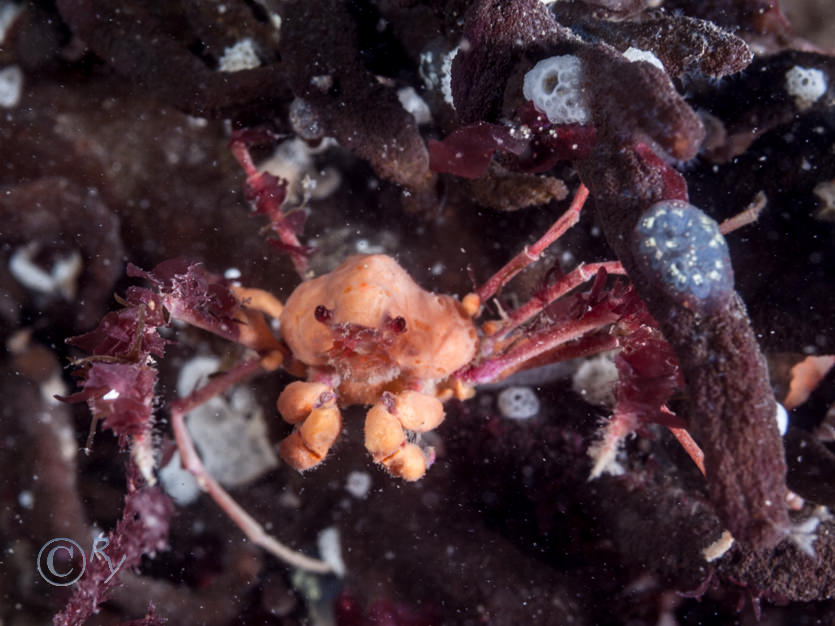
[170,356,333,574]
[229,132,310,278]
[589,404,706,479]
[482,261,626,347]
[462,304,622,385]
[477,183,589,303]
[163,292,288,357]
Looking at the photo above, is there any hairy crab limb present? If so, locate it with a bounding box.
[229,130,312,278]
[63,262,328,572]
[170,356,333,574]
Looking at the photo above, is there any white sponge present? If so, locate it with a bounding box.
[497,386,540,420]
[523,55,589,125]
[785,65,827,109]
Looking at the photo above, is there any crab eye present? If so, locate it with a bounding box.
[387,316,407,333]
[314,305,333,323]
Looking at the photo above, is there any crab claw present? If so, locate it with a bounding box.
[364,391,444,481]
[277,381,342,470]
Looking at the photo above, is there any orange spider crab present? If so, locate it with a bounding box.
[64,135,753,574]
[276,253,479,480]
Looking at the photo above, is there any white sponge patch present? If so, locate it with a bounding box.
[497,386,540,420]
[0,65,23,108]
[623,47,664,71]
[523,55,589,125]
[218,38,260,72]
[785,65,827,109]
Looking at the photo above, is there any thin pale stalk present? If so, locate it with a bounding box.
[667,426,706,476]
[655,406,706,476]
[170,357,332,574]
[719,190,766,235]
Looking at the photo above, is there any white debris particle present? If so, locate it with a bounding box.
[186,115,208,128]
[0,64,22,108]
[218,38,260,73]
[224,267,242,280]
[586,433,626,480]
[789,516,822,557]
[258,137,341,205]
[397,86,432,125]
[702,530,734,562]
[572,353,619,407]
[623,47,664,71]
[812,180,835,222]
[775,402,789,436]
[177,356,278,487]
[40,372,67,405]
[345,471,372,499]
[132,439,157,486]
[497,386,540,420]
[18,490,34,510]
[53,421,77,463]
[354,239,384,254]
[310,74,333,91]
[440,45,460,108]
[8,243,83,299]
[419,50,438,90]
[0,3,23,46]
[159,451,201,506]
[317,527,346,577]
[785,65,827,109]
[523,55,589,125]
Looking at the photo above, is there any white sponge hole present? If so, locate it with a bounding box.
[522,55,589,125]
